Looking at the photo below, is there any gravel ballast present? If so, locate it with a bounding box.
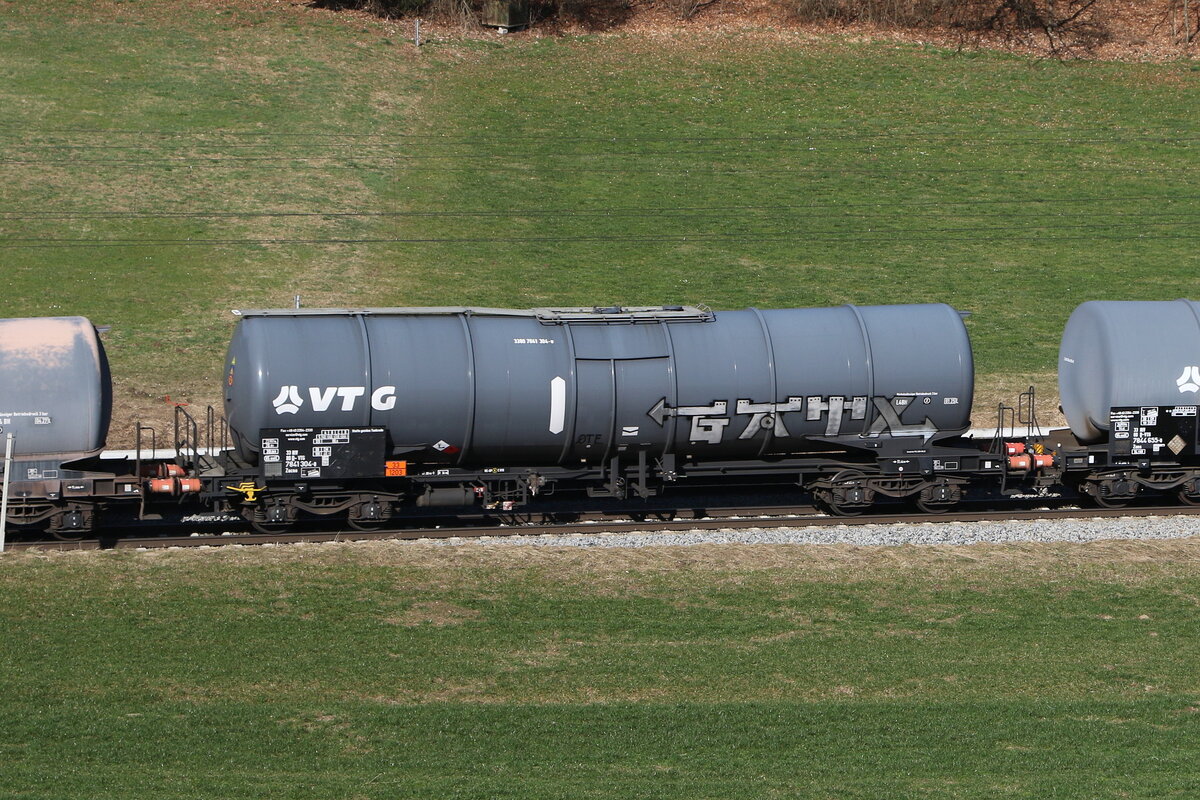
[418,516,1200,549]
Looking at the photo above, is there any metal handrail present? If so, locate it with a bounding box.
[1018,385,1040,440]
[173,405,200,471]
[989,401,1020,458]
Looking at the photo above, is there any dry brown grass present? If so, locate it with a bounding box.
[385,600,484,626]
[396,0,1194,61]
[20,535,1200,586]
[971,371,1066,432]
[48,0,1197,62]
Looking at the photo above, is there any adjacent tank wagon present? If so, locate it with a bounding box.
[1057,300,1200,506]
[0,317,127,531]
[1060,300,1200,443]
[0,316,111,460]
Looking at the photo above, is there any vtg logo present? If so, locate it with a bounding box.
[1177,367,1200,394]
[272,385,398,415]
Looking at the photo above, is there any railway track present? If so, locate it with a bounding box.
[9,500,1200,552]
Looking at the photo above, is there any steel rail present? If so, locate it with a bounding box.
[7,502,1200,552]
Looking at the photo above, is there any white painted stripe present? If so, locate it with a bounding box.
[961,427,1054,439]
[99,447,230,460]
[549,376,566,434]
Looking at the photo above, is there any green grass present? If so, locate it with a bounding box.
[391,37,1200,380]
[2,540,1200,797]
[2,3,1199,425]
[0,1,432,410]
[2,11,1199,794]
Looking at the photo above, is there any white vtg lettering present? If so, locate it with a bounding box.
[309,386,364,412]
[371,386,397,411]
[272,385,397,415]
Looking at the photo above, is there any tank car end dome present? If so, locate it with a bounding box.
[0,316,112,459]
[1060,299,1200,444]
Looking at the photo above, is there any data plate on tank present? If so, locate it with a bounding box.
[259,427,386,480]
[1108,406,1197,461]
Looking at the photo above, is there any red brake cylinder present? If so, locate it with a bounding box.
[1008,454,1032,471]
[149,478,178,494]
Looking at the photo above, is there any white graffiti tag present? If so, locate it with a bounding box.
[647,394,939,445]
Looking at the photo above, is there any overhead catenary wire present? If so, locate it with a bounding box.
[0,124,1191,144]
[0,129,1192,165]
[3,133,1197,154]
[2,155,1197,173]
[1,126,1195,250]
[0,220,1195,248]
[1,199,1198,221]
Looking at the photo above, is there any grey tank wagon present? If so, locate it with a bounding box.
[224,303,975,466]
[218,303,990,525]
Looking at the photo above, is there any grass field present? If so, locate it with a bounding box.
[1,1,1198,430]
[2,8,1200,795]
[3,539,1200,797]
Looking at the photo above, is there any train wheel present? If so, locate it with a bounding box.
[249,519,294,535]
[1087,480,1136,508]
[815,489,873,517]
[49,529,86,541]
[628,511,675,523]
[48,508,94,540]
[3,520,42,540]
[47,518,85,541]
[347,516,389,532]
[814,472,875,517]
[245,502,296,534]
[1178,484,1200,506]
[348,500,391,532]
[1091,493,1130,509]
[822,498,866,517]
[914,484,961,515]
